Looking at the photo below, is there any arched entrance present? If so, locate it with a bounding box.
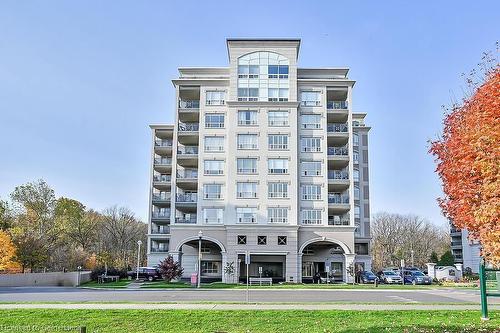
[175,236,226,283]
[299,238,354,283]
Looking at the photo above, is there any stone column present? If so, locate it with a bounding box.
[426,263,436,279]
[344,254,356,283]
[297,253,303,283]
[221,252,228,283]
[285,252,299,283]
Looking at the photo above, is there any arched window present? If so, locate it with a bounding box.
[237,51,289,102]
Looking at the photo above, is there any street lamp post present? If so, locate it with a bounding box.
[197,230,203,288]
[136,240,142,281]
[411,250,414,267]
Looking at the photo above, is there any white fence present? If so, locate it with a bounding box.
[0,271,92,287]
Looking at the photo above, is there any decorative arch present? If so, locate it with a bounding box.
[174,235,226,253]
[299,237,352,255]
[238,51,289,65]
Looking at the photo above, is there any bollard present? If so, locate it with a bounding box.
[479,261,489,321]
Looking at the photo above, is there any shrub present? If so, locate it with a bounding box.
[158,256,183,282]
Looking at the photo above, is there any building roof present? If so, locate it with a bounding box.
[226,38,301,60]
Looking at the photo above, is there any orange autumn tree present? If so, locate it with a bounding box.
[0,230,22,273]
[430,54,500,265]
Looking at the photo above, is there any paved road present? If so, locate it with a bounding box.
[1,287,498,305]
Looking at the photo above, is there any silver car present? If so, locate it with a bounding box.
[377,270,403,284]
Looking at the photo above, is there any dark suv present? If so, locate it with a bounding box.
[127,267,160,281]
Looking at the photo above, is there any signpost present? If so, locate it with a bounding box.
[479,259,500,320]
[258,266,263,286]
[245,251,250,303]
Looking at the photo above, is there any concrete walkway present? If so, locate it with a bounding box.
[1,303,499,311]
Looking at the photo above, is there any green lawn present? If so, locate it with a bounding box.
[0,309,497,332]
[140,281,473,289]
[81,279,131,288]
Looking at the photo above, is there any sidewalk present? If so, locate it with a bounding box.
[1,303,499,311]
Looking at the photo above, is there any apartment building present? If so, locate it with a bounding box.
[147,38,372,283]
[450,225,481,273]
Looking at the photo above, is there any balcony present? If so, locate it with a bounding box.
[179,100,200,109]
[328,146,349,156]
[177,170,198,180]
[152,193,171,204]
[177,146,199,155]
[328,193,349,204]
[327,101,348,110]
[151,225,170,235]
[153,175,171,183]
[175,216,197,224]
[150,247,169,253]
[176,193,197,203]
[178,122,199,132]
[154,157,172,166]
[155,139,173,147]
[328,215,350,226]
[151,211,170,221]
[327,123,348,133]
[328,170,349,180]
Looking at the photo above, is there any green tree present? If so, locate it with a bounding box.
[429,251,439,263]
[437,250,455,266]
[0,200,13,230]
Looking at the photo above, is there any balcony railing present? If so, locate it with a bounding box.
[175,216,197,223]
[153,175,171,182]
[155,139,173,147]
[177,146,199,155]
[237,216,257,223]
[177,170,198,179]
[179,100,200,109]
[152,211,170,219]
[328,215,350,226]
[150,247,169,253]
[206,99,225,106]
[327,101,348,110]
[327,146,349,156]
[151,226,170,234]
[154,158,172,166]
[176,193,197,203]
[328,193,350,204]
[451,241,462,246]
[327,123,348,133]
[178,123,199,132]
[328,170,349,180]
[152,193,171,202]
[204,218,223,224]
[300,100,321,107]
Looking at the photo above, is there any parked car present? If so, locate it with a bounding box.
[358,271,379,284]
[377,270,403,284]
[127,267,161,281]
[403,270,432,285]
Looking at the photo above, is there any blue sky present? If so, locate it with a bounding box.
[0,1,498,226]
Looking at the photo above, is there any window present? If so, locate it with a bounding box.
[238,110,258,126]
[268,88,289,102]
[237,235,247,245]
[354,205,360,219]
[201,261,220,274]
[300,91,321,106]
[353,132,359,146]
[237,134,258,149]
[206,91,225,105]
[302,209,322,225]
[277,236,287,245]
[268,208,288,223]
[204,160,224,175]
[203,208,223,224]
[203,184,222,200]
[301,137,322,152]
[237,182,257,198]
[353,149,359,164]
[268,111,289,126]
[238,51,289,102]
[268,182,288,198]
[302,184,321,200]
[237,88,259,101]
[301,161,322,176]
[257,235,267,245]
[353,168,360,182]
[237,158,257,174]
[236,207,257,223]
[268,134,289,150]
[205,114,224,128]
[355,243,369,255]
[301,114,321,129]
[268,158,288,174]
[354,185,360,200]
[204,136,224,152]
